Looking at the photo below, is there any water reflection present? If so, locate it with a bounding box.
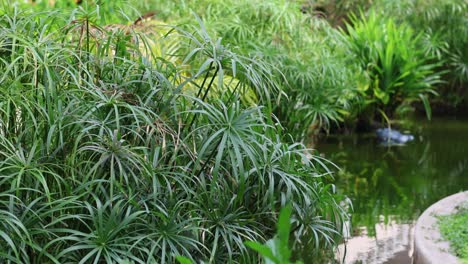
[337,220,413,263]
[317,118,468,263]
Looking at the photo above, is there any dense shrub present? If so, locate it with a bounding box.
[0,4,347,263]
[341,10,443,123]
[348,0,467,109]
[131,0,364,140]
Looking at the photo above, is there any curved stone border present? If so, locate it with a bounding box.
[413,191,468,264]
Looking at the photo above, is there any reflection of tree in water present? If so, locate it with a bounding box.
[319,119,468,235]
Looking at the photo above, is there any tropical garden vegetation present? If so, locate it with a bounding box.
[0,0,466,263]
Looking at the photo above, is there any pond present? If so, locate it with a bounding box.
[316,117,468,264]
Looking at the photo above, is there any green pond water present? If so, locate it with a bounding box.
[317,117,468,263]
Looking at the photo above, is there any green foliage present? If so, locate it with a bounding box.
[438,204,468,262]
[363,0,468,108]
[245,205,303,264]
[0,3,347,263]
[131,0,363,140]
[342,10,442,122]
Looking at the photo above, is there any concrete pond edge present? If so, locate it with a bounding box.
[413,191,468,264]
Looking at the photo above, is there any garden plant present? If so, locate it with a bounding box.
[0,1,347,263]
[0,0,464,263]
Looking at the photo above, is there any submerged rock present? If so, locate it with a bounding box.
[376,128,414,144]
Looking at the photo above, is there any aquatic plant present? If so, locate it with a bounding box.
[0,3,347,263]
[116,0,364,140]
